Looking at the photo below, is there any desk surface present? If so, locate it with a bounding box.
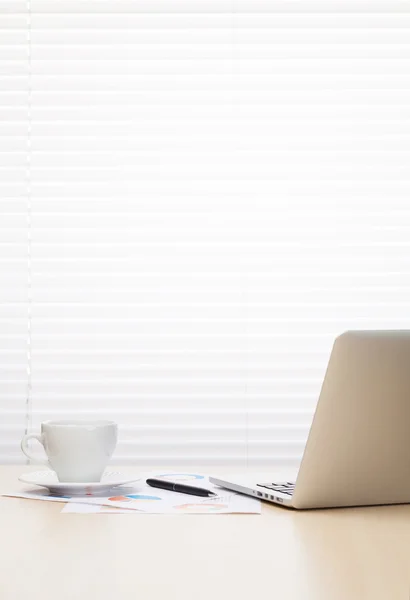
[1,466,410,600]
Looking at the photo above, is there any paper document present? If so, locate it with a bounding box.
[4,472,261,515]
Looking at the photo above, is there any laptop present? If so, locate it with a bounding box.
[210,330,410,509]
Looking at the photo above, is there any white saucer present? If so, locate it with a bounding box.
[18,470,141,496]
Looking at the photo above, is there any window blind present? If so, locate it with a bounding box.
[2,0,410,466]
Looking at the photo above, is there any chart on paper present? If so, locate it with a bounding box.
[4,473,261,514]
[62,473,261,514]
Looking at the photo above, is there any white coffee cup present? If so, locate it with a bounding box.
[21,420,118,483]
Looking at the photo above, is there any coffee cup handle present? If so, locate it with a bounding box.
[21,433,49,465]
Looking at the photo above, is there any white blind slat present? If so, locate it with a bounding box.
[2,28,409,44]
[8,1,410,14]
[1,14,410,28]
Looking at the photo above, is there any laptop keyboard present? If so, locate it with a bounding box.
[257,482,295,496]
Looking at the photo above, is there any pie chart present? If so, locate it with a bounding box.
[108,494,162,502]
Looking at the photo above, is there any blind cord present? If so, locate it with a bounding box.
[24,0,32,461]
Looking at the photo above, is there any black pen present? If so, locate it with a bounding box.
[146,478,217,498]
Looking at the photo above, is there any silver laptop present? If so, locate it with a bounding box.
[210,330,410,509]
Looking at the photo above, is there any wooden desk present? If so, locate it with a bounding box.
[1,466,410,599]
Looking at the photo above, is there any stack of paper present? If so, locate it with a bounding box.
[4,472,261,515]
